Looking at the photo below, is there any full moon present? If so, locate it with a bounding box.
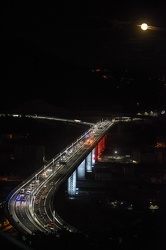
[141,23,148,30]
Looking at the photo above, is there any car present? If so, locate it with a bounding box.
[16,194,26,201]
[21,196,26,202]
[20,188,25,194]
[16,195,21,201]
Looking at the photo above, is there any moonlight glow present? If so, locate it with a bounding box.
[141,23,148,30]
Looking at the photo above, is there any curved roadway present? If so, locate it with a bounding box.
[5,119,115,236]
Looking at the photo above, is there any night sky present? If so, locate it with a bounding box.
[1,2,166,113]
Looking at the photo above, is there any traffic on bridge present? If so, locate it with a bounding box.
[5,119,114,236]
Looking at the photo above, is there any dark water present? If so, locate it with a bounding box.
[53,172,166,249]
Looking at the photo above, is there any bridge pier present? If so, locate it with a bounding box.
[67,135,107,197]
[77,159,86,180]
[85,148,95,172]
[67,170,77,196]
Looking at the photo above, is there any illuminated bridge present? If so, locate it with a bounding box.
[5,118,115,236]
